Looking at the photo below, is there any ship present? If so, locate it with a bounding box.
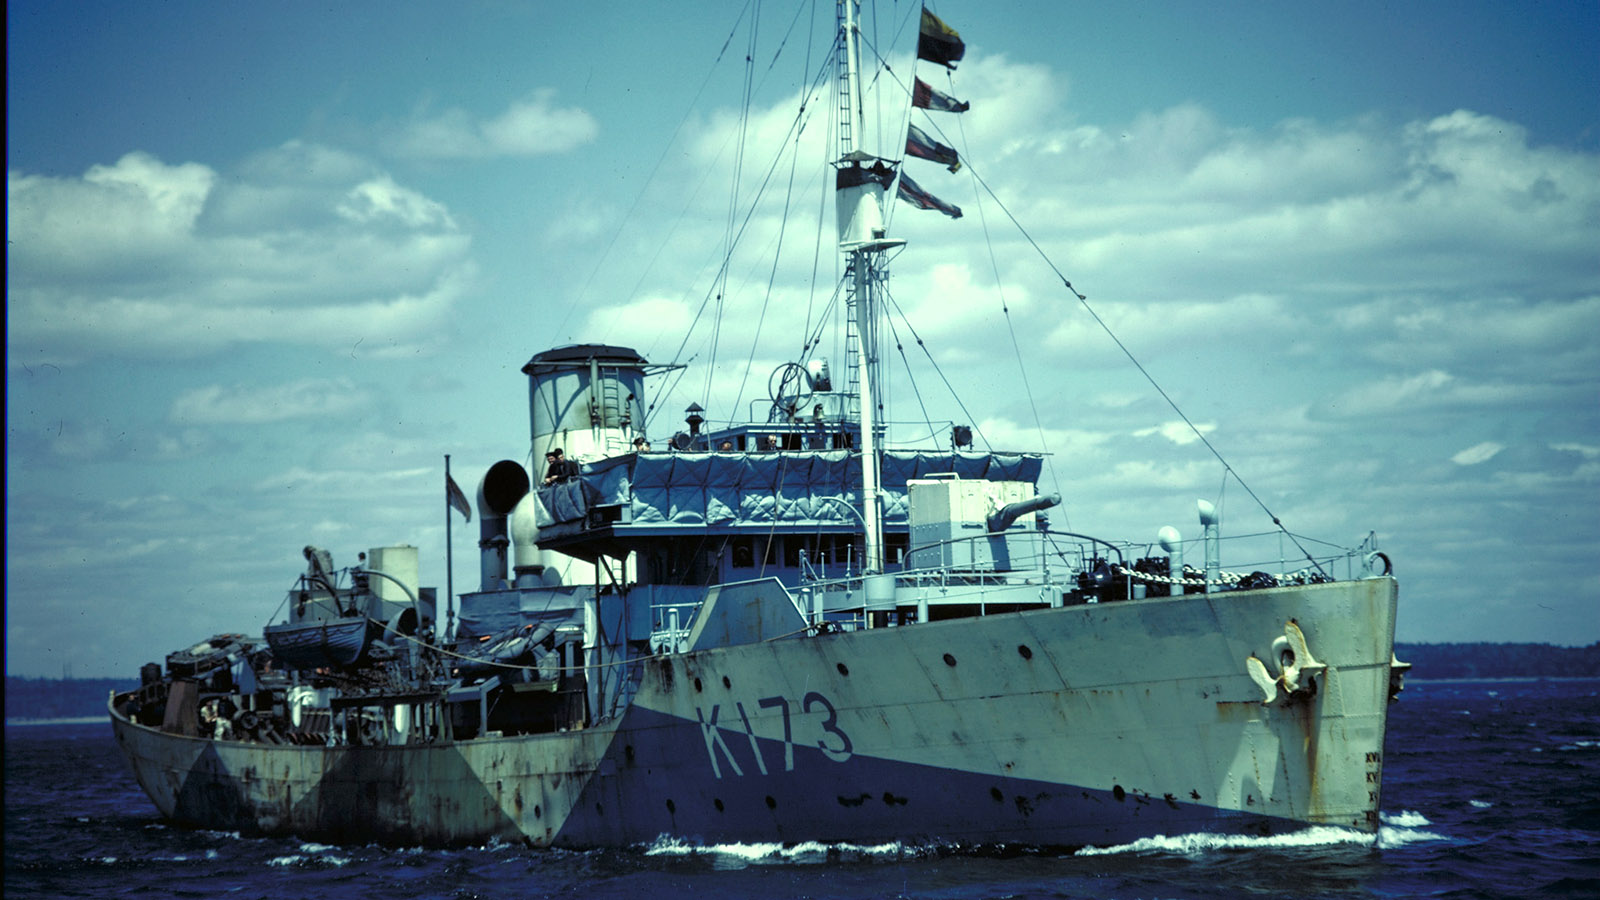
[110,2,1407,850]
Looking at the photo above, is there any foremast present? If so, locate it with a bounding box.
[834,0,904,574]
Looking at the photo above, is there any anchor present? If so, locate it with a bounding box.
[1388,652,1411,703]
[1245,620,1326,705]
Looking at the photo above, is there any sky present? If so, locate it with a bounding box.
[7,0,1599,678]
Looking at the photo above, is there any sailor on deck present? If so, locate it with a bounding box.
[543,448,579,485]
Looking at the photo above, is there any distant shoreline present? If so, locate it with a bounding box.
[5,716,108,727]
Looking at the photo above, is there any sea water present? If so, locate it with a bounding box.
[7,679,1597,899]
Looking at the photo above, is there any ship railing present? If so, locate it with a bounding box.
[647,595,704,654]
[896,528,1137,595]
[1147,527,1389,587]
[791,526,1386,621]
[1193,545,1389,584]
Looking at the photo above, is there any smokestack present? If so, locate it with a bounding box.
[477,460,529,592]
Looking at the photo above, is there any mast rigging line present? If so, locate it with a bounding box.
[869,45,1322,570]
[954,157,1328,575]
[662,40,840,375]
[799,0,828,363]
[879,284,992,453]
[564,0,762,343]
[646,2,899,433]
[730,85,810,424]
[951,105,1068,528]
[650,4,1321,573]
[879,296,940,450]
[706,1,763,405]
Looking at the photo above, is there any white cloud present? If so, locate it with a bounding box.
[974,417,1115,458]
[1451,441,1505,466]
[950,98,1600,312]
[1312,370,1538,420]
[1551,442,1600,459]
[336,175,456,229]
[81,151,214,216]
[254,464,434,493]
[1134,420,1217,446]
[584,294,699,355]
[6,152,214,277]
[170,378,374,425]
[6,144,472,366]
[386,89,598,159]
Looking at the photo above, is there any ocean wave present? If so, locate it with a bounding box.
[1380,810,1431,827]
[1376,825,1446,849]
[1373,811,1446,848]
[644,834,913,864]
[268,851,353,864]
[148,849,220,863]
[269,847,352,868]
[1075,825,1377,856]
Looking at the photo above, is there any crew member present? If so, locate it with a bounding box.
[543,448,578,485]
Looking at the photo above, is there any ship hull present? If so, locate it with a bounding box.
[112,577,1398,848]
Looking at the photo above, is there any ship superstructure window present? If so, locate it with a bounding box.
[637,538,734,586]
[885,533,908,567]
[784,537,811,568]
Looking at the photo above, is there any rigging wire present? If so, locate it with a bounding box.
[879,285,991,452]
[764,0,811,76]
[646,3,1323,575]
[564,0,759,344]
[706,3,763,404]
[955,159,1328,575]
[729,3,823,422]
[688,3,904,426]
[880,300,940,448]
[799,0,827,362]
[663,43,839,373]
[856,32,1321,569]
[645,1,820,376]
[949,97,1070,528]
[730,112,808,421]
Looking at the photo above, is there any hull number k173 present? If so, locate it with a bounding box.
[695,692,853,778]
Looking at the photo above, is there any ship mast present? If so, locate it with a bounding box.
[833,0,902,574]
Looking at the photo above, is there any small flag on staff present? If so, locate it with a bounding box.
[896,173,963,219]
[913,78,969,113]
[906,123,961,173]
[917,7,965,70]
[446,472,472,522]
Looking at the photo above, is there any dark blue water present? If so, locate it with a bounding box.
[7,680,1599,899]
